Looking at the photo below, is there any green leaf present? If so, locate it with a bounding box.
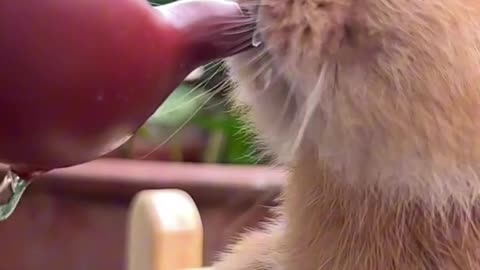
[148,0,175,6]
[147,84,207,127]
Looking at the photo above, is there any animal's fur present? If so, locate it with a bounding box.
[214,1,480,269]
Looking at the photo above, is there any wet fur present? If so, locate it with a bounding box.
[214,1,480,269]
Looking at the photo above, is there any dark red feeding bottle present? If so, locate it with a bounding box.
[0,0,254,173]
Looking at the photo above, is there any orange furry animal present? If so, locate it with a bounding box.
[211,0,480,269]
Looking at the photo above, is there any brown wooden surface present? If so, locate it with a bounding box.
[0,159,283,270]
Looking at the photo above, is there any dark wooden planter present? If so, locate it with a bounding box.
[0,159,284,270]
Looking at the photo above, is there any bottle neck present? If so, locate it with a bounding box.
[154,0,254,68]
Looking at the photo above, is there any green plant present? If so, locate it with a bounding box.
[148,0,175,6]
[130,2,265,165]
[136,62,265,165]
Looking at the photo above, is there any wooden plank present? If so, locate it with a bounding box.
[127,189,204,270]
[0,159,285,203]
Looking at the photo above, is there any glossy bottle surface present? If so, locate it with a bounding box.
[0,0,251,171]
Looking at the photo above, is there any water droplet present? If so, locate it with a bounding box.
[0,169,30,221]
[252,30,263,47]
[265,68,273,88]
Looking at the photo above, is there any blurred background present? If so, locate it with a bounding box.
[0,1,285,269]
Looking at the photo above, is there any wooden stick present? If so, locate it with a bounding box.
[127,189,204,270]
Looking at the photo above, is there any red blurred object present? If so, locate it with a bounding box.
[0,0,252,173]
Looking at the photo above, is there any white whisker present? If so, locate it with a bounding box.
[137,84,223,160]
[291,62,329,156]
[155,62,224,115]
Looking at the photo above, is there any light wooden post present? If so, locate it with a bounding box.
[127,189,204,270]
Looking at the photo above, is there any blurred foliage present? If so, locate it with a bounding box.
[133,54,264,164]
[123,1,268,165]
[149,0,174,5]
